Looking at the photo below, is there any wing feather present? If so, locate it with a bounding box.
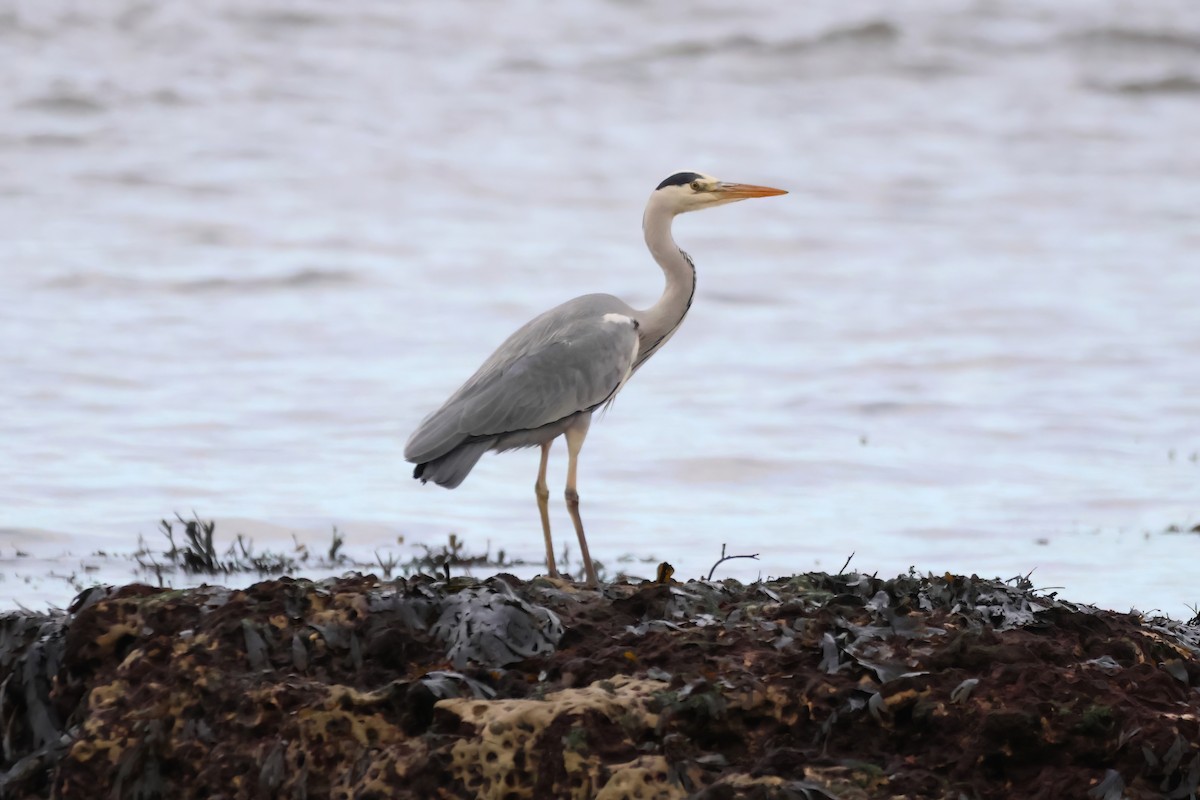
[405,295,638,464]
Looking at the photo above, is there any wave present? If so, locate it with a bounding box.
[621,20,900,64]
[225,9,335,31]
[656,33,761,60]
[18,91,106,115]
[18,85,187,118]
[790,20,899,50]
[640,23,1200,64]
[75,171,230,197]
[45,268,360,294]
[21,132,88,148]
[1091,74,1200,95]
[178,268,360,292]
[1067,28,1200,53]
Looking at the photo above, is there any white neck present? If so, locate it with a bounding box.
[635,194,696,368]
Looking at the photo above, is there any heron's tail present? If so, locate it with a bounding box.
[412,438,492,489]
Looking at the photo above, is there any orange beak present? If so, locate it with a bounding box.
[716,182,788,199]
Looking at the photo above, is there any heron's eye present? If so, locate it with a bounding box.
[690,180,704,192]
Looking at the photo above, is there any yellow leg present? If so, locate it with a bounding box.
[564,417,599,587]
[535,440,557,578]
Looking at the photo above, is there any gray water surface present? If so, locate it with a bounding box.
[2,0,1198,613]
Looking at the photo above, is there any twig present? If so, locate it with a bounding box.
[706,543,759,581]
[837,551,855,575]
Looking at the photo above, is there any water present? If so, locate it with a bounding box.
[2,0,1198,615]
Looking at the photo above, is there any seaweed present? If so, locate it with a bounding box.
[0,570,1197,798]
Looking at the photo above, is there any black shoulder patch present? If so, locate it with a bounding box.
[656,172,702,190]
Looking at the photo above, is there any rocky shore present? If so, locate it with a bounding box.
[2,571,1198,799]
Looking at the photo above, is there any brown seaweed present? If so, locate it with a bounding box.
[1,571,1198,798]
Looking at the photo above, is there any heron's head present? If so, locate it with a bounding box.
[651,171,787,215]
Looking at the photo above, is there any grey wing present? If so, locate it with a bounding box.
[405,297,639,465]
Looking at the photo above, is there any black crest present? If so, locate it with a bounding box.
[656,172,703,190]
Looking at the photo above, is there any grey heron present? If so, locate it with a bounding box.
[405,172,787,586]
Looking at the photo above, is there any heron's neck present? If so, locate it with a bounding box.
[636,202,695,366]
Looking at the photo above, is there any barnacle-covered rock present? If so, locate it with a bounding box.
[437,675,667,799]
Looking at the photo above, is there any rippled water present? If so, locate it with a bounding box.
[2,0,1198,613]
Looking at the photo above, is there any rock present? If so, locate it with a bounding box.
[1,571,1198,799]
[438,675,668,799]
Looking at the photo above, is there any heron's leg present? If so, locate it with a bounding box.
[535,440,558,578]
[563,417,599,588]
